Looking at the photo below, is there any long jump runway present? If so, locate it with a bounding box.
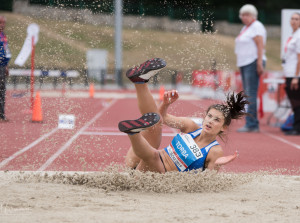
[1,90,300,174]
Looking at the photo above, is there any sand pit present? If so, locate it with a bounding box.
[0,169,299,223]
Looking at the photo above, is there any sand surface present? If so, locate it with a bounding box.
[0,169,299,223]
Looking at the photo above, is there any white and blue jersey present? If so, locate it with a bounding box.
[164,128,219,172]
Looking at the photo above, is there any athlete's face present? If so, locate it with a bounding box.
[203,108,226,135]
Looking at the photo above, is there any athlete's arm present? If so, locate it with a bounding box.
[159,90,199,133]
[207,146,238,171]
[206,145,224,171]
[214,151,238,167]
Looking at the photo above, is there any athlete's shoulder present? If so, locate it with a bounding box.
[207,144,223,158]
[188,127,202,134]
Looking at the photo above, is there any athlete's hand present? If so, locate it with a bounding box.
[163,90,179,105]
[214,151,238,166]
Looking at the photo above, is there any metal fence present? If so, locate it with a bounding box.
[7,67,182,90]
[7,69,87,89]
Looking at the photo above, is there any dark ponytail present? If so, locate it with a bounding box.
[207,91,249,126]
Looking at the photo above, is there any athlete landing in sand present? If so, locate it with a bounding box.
[118,58,249,173]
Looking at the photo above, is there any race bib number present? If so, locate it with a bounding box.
[181,133,203,159]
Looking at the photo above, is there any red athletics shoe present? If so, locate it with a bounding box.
[118,113,160,134]
[126,58,166,83]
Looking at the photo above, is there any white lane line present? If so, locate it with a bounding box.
[262,131,300,150]
[81,131,176,137]
[169,126,179,134]
[38,99,118,171]
[85,126,119,131]
[0,127,59,169]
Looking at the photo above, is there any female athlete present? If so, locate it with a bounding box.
[118,58,248,173]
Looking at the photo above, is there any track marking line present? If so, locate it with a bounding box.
[38,99,118,171]
[168,126,179,134]
[81,131,176,137]
[262,131,300,150]
[85,126,120,131]
[0,127,59,169]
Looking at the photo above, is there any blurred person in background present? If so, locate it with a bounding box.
[282,13,300,135]
[235,4,267,133]
[0,15,11,122]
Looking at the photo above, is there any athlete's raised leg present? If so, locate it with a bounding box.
[135,83,162,148]
[125,85,163,168]
[123,58,166,168]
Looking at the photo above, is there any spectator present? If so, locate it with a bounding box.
[235,4,267,133]
[282,13,300,135]
[0,15,10,122]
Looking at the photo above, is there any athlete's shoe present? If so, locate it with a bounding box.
[126,58,166,83]
[118,113,160,134]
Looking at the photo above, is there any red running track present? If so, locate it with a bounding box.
[0,90,300,174]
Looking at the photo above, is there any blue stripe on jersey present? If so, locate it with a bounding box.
[188,128,202,138]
